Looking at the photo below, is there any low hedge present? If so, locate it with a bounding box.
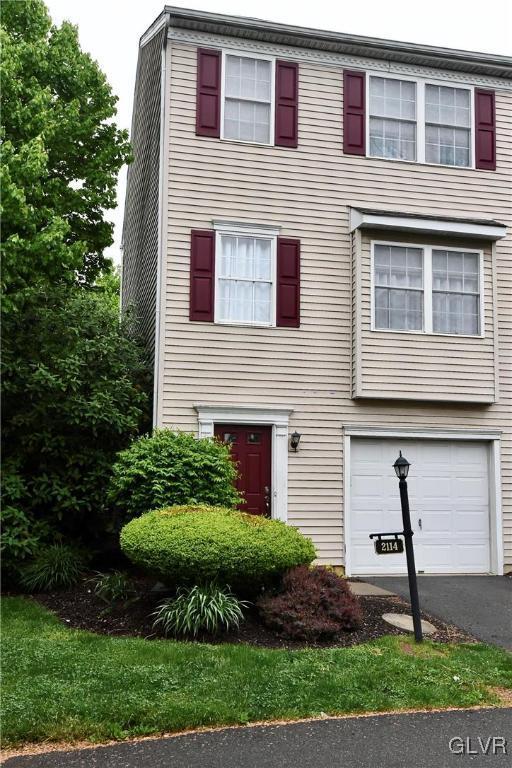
[120,505,316,590]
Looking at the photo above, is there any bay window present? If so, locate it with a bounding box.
[372,241,482,336]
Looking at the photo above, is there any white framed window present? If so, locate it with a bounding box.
[432,250,481,334]
[366,73,473,168]
[425,85,471,167]
[221,52,275,145]
[371,241,483,337]
[369,77,417,161]
[214,223,278,326]
[374,244,424,330]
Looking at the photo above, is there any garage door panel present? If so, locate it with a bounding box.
[350,438,490,575]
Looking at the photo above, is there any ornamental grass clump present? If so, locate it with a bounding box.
[120,505,316,592]
[20,544,84,592]
[152,583,248,637]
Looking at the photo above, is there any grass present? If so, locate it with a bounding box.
[2,597,511,747]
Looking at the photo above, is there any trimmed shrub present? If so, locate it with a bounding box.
[152,583,248,637]
[120,505,316,590]
[257,566,362,641]
[20,544,84,592]
[109,431,241,521]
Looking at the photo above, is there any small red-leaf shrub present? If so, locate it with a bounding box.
[256,566,362,641]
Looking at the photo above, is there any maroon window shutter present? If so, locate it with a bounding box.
[196,49,221,137]
[475,89,496,170]
[275,61,299,147]
[277,238,300,327]
[190,230,215,322]
[343,70,366,155]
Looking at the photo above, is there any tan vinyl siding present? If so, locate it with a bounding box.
[160,40,512,567]
[355,232,496,402]
[121,29,165,363]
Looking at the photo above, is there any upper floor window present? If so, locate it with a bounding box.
[369,78,416,161]
[223,54,274,144]
[372,241,482,336]
[367,75,473,168]
[216,229,276,325]
[425,85,471,167]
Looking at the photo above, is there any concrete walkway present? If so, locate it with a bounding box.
[6,709,512,768]
[366,576,512,649]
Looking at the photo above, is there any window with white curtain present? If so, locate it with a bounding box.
[369,77,417,161]
[372,242,482,336]
[217,234,274,325]
[366,74,473,167]
[432,250,480,334]
[223,55,272,144]
[425,85,471,167]
[374,244,423,330]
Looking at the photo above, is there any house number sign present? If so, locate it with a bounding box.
[374,538,404,555]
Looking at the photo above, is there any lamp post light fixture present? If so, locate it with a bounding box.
[290,431,302,452]
[394,451,423,643]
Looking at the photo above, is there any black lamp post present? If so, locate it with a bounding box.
[393,451,423,643]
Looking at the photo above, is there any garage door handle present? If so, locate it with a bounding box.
[418,518,422,530]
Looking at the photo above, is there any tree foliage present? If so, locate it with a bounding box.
[0,0,131,313]
[1,284,151,569]
[0,1,146,572]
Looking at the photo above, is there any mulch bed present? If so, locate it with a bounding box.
[31,578,474,649]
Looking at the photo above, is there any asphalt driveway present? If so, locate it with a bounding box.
[5,709,512,768]
[367,576,511,649]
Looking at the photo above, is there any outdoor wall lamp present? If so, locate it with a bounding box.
[290,431,302,452]
[393,450,411,480]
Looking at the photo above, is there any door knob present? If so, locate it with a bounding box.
[418,518,422,530]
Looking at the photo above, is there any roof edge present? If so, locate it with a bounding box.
[159,6,512,79]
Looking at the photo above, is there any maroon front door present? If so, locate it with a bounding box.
[214,424,271,516]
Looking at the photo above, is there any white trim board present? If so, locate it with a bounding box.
[169,28,512,91]
[343,427,503,576]
[194,404,294,522]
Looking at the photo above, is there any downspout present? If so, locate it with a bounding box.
[153,12,171,428]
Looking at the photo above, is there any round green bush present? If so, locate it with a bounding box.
[120,505,316,590]
[108,430,241,522]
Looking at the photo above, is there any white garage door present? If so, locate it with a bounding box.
[349,439,491,575]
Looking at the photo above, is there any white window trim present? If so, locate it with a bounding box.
[342,427,503,576]
[365,71,474,169]
[220,49,276,147]
[370,240,485,338]
[213,222,278,328]
[195,404,293,522]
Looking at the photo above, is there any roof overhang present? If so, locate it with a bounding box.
[154,6,512,80]
[349,208,507,241]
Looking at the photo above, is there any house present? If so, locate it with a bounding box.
[121,7,512,576]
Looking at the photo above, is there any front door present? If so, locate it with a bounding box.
[214,424,272,516]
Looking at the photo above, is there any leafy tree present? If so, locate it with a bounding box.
[1,284,151,571]
[0,1,145,573]
[0,0,131,314]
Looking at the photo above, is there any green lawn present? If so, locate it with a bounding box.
[2,597,511,747]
